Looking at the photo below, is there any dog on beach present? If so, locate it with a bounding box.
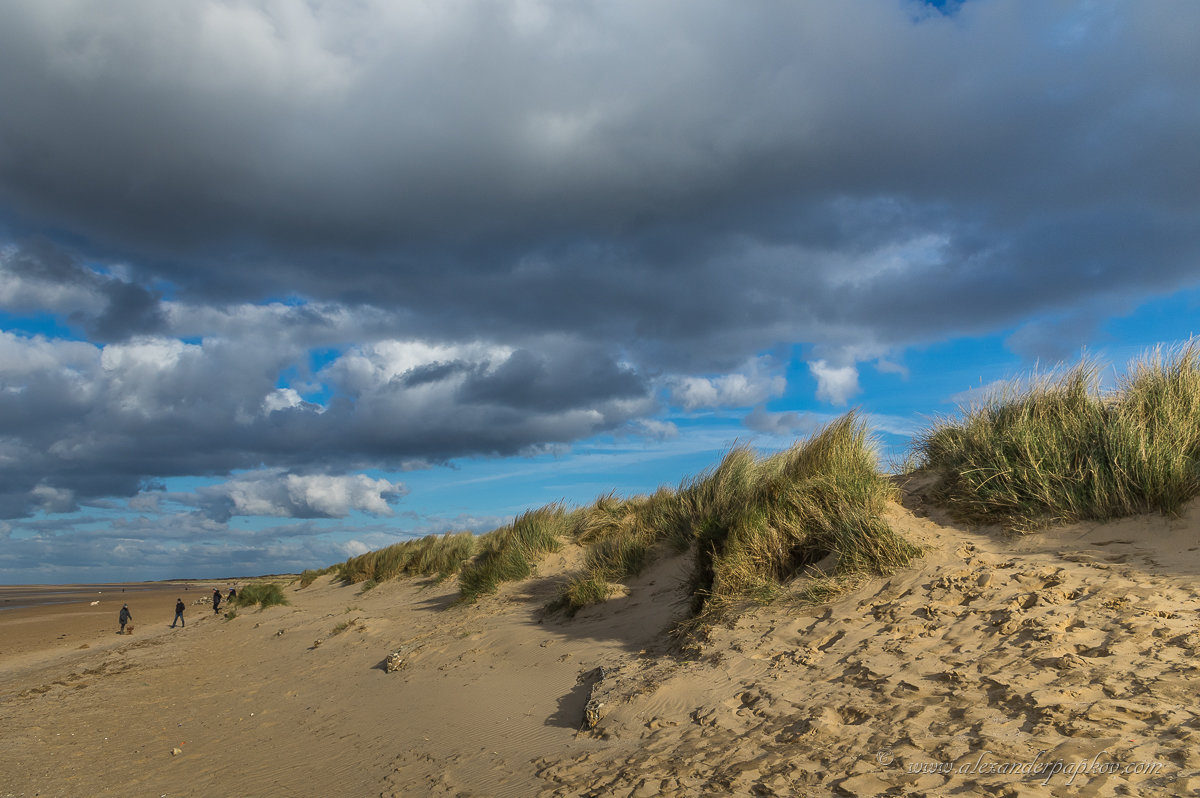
[124,625,134,635]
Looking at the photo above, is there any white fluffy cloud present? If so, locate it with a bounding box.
[669,359,786,411]
[743,406,807,436]
[631,418,679,441]
[189,470,407,521]
[808,360,861,406]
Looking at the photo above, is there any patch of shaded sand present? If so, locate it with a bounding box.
[4,479,1200,796]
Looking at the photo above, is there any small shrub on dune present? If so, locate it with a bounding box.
[234,582,289,609]
[915,345,1200,530]
[458,503,569,603]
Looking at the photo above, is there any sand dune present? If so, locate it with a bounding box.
[2,478,1198,796]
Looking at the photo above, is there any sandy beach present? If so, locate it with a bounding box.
[0,583,210,663]
[2,478,1198,796]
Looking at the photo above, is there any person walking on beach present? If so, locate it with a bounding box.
[171,598,185,627]
[118,603,132,634]
[212,588,222,614]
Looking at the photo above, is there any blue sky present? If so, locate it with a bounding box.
[1,1,1199,583]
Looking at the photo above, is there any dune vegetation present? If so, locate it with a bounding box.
[682,413,920,617]
[327,411,919,625]
[552,486,685,616]
[557,413,920,619]
[915,345,1200,531]
[316,348,1200,629]
[233,582,289,609]
[457,504,571,602]
[336,531,478,586]
[316,347,1200,630]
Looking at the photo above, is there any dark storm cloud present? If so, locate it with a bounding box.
[90,279,166,341]
[401,360,473,388]
[0,1,1194,364]
[457,346,646,412]
[1,1,1200,523]
[0,240,165,340]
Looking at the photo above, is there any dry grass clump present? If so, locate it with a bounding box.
[234,582,289,609]
[337,532,477,585]
[299,566,336,588]
[915,345,1200,530]
[684,412,919,619]
[457,504,571,603]
[553,488,684,614]
[330,618,359,636]
[555,412,918,619]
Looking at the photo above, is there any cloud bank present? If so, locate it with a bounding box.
[1,1,1198,579]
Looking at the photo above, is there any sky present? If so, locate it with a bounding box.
[2,0,1199,584]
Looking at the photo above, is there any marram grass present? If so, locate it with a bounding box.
[683,412,920,619]
[915,345,1200,531]
[314,411,919,621]
[556,412,919,618]
[233,582,289,609]
[551,488,683,614]
[457,503,570,603]
[299,565,336,588]
[337,531,477,585]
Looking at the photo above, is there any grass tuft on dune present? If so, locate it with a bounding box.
[457,504,570,603]
[234,582,289,609]
[552,488,685,615]
[555,412,919,619]
[915,344,1200,531]
[681,412,920,619]
[337,532,477,585]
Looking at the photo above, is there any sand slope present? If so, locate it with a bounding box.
[3,479,1200,796]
